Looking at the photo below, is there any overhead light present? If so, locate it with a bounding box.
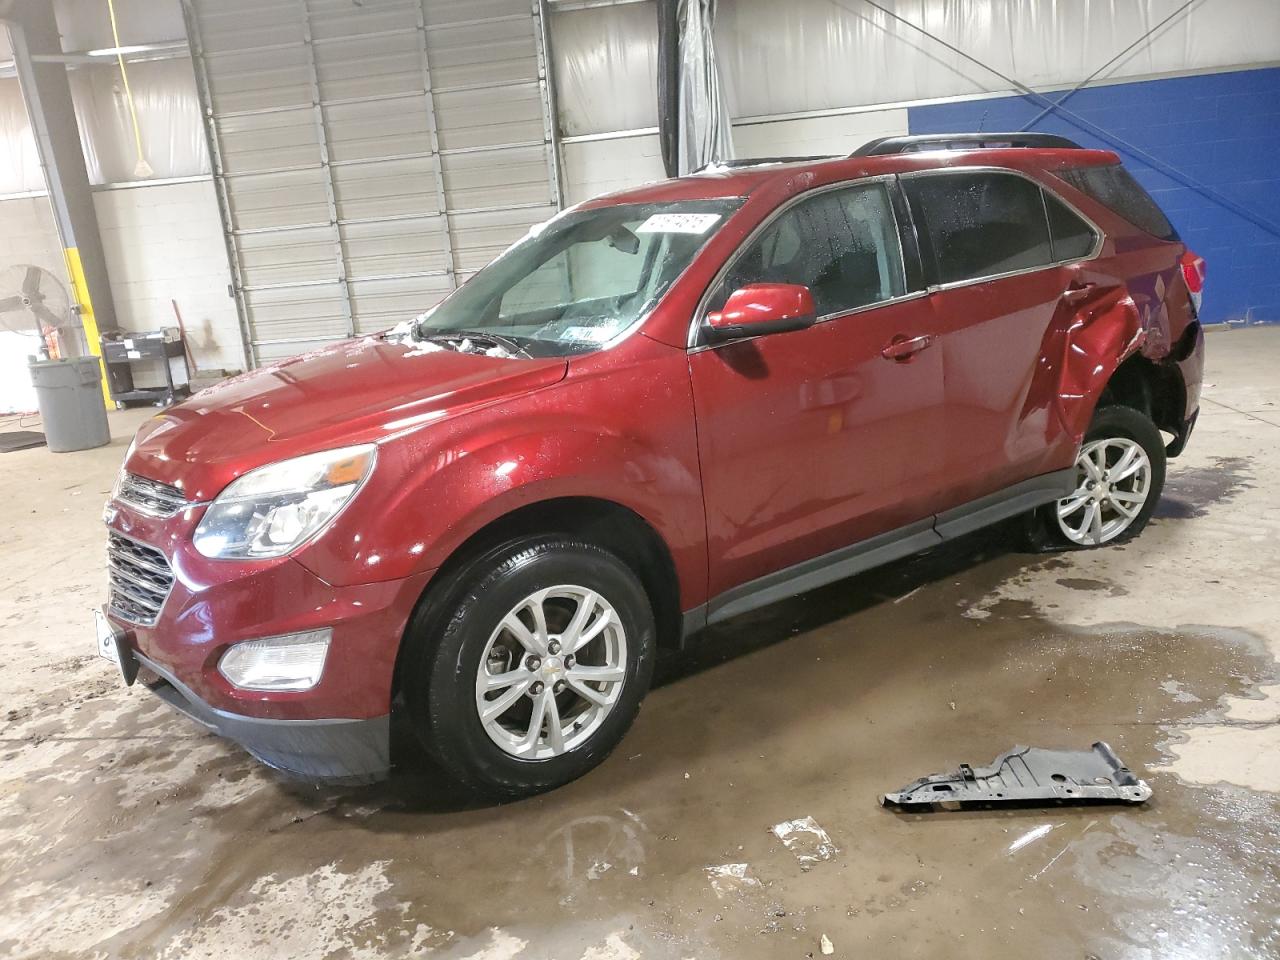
[88,45,153,57]
[87,42,186,57]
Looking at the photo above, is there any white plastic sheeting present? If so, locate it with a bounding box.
[71,59,210,185]
[677,0,733,174]
[0,59,209,194]
[0,79,43,193]
[53,0,188,52]
[718,0,1280,119]
[551,0,1280,137]
[552,1,659,136]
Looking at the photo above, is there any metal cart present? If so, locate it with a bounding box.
[101,329,192,408]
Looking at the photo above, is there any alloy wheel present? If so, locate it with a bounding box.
[475,585,628,760]
[1056,436,1152,546]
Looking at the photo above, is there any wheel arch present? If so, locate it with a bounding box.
[1096,351,1187,441]
[390,496,683,702]
[1056,288,1189,448]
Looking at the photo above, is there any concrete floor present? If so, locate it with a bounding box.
[1,328,1277,960]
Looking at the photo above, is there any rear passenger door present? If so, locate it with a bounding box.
[902,169,1101,510]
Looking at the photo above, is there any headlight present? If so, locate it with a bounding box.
[193,445,376,559]
[219,629,331,691]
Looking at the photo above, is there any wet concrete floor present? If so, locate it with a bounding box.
[1,327,1278,959]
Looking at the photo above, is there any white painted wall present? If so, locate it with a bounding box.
[0,178,242,410]
[92,180,242,373]
[0,197,67,412]
[562,133,666,206]
[0,195,66,281]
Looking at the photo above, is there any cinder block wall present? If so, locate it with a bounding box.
[908,66,1280,326]
[0,181,242,375]
[93,181,242,373]
[0,196,68,286]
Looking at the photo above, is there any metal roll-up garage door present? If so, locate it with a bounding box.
[184,0,562,365]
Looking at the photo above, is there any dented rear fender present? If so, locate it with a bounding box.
[1055,284,1146,441]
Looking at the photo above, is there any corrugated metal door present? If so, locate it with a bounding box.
[185,0,562,364]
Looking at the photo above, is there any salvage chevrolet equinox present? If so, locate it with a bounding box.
[98,133,1205,797]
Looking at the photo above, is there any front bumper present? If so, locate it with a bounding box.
[105,498,432,721]
[126,642,390,783]
[102,498,435,780]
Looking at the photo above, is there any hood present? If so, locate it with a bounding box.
[126,335,568,502]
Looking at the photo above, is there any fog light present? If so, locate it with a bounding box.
[218,629,331,692]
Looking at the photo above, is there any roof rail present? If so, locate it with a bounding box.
[692,155,836,174]
[852,133,1083,156]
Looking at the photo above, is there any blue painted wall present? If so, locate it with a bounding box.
[908,67,1280,326]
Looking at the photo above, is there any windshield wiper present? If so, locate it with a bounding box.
[418,330,533,359]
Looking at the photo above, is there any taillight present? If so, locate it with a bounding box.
[1180,251,1205,314]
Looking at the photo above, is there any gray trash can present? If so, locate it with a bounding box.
[28,357,111,453]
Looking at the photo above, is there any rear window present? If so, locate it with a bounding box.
[1044,193,1097,261]
[1055,164,1178,241]
[904,172,1053,286]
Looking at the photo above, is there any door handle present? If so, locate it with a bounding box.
[1062,280,1097,305]
[881,334,935,362]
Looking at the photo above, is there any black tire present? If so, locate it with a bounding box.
[402,536,656,799]
[1025,404,1167,551]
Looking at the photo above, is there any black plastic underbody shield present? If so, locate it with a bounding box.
[881,741,1152,810]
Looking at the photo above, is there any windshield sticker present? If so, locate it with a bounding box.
[561,326,617,344]
[635,213,722,235]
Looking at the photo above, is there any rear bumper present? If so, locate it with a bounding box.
[1166,409,1198,458]
[131,647,389,783]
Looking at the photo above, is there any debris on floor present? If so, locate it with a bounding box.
[881,741,1152,810]
[820,932,835,955]
[769,816,839,868]
[586,860,612,880]
[705,862,762,898]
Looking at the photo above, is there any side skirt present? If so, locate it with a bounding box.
[681,468,1074,637]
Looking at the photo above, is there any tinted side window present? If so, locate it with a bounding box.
[1056,164,1177,241]
[905,173,1053,286]
[711,183,907,318]
[1044,192,1097,261]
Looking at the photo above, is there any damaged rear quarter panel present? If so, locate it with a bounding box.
[1047,187,1193,441]
[1055,281,1146,440]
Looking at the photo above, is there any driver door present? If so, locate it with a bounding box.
[689,180,949,600]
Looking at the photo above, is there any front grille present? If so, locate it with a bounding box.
[117,473,189,517]
[107,533,175,626]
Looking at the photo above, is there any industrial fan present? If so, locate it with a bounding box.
[0,264,78,358]
[0,265,79,447]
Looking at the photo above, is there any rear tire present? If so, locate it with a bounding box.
[402,536,655,799]
[1026,405,1166,551]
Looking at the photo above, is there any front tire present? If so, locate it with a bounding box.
[403,537,656,799]
[1027,405,1167,550]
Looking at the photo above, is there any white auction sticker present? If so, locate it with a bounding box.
[635,213,721,235]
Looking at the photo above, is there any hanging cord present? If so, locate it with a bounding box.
[106,0,154,178]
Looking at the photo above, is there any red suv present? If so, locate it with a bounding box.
[98,134,1205,796]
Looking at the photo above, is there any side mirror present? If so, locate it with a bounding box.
[704,283,816,341]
